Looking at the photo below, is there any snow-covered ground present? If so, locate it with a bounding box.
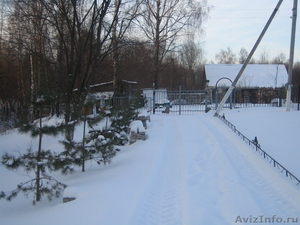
[0,107,300,225]
[223,107,300,179]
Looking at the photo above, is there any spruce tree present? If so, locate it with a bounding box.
[110,98,139,141]
[1,96,141,204]
[0,95,69,204]
[85,98,140,164]
[59,98,140,171]
[60,111,121,171]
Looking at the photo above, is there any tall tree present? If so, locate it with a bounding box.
[238,47,248,64]
[179,40,205,88]
[257,49,269,64]
[137,0,211,88]
[50,0,116,140]
[111,0,141,96]
[1,96,67,204]
[6,0,119,140]
[271,52,287,64]
[215,47,237,64]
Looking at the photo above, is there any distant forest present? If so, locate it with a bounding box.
[0,0,299,124]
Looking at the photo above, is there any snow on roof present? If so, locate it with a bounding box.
[90,80,137,88]
[90,81,113,88]
[121,80,137,84]
[205,64,288,88]
[93,92,114,99]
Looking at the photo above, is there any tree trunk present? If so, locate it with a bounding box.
[112,0,120,96]
[64,99,75,142]
[36,110,42,202]
[82,115,86,172]
[153,0,161,89]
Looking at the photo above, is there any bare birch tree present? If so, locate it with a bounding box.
[137,0,211,88]
[111,0,141,96]
[179,40,205,88]
[239,47,248,64]
[215,47,237,64]
[257,49,269,64]
[271,52,286,64]
[6,0,119,140]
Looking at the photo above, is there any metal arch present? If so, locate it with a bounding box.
[215,77,233,88]
[214,0,284,116]
[215,77,234,109]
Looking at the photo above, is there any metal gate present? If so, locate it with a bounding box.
[142,88,208,115]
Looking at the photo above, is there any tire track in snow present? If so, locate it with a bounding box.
[207,117,300,216]
[182,115,300,223]
[129,114,300,225]
[210,118,300,213]
[129,116,189,225]
[175,115,246,224]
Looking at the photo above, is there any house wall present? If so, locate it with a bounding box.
[209,87,285,104]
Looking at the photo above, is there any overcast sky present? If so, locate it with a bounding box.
[201,0,299,63]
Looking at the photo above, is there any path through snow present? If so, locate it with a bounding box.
[127,115,300,224]
[0,114,299,225]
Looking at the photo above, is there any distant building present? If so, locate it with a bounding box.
[90,80,137,97]
[204,64,288,105]
[82,80,137,114]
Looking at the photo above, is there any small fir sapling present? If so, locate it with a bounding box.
[0,95,69,204]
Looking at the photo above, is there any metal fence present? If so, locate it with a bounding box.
[217,114,300,187]
[210,102,300,111]
[1,87,299,133]
[208,86,298,110]
[141,88,208,115]
[136,87,300,115]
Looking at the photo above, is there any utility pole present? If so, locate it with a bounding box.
[286,0,298,111]
[214,0,283,116]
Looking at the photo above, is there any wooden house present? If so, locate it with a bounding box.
[204,64,288,105]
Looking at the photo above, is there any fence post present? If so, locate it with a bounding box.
[298,85,300,111]
[217,115,300,187]
[179,85,182,115]
[205,94,208,112]
[230,91,233,109]
[215,88,218,110]
[153,82,156,114]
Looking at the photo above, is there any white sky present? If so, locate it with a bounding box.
[201,0,299,63]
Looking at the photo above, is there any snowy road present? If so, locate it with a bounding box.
[125,115,300,224]
[1,113,300,225]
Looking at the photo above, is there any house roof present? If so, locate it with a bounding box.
[205,64,288,88]
[90,80,137,88]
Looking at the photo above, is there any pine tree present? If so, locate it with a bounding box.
[1,96,141,204]
[59,98,140,171]
[0,95,68,204]
[110,98,139,140]
[60,111,121,171]
[86,98,140,164]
